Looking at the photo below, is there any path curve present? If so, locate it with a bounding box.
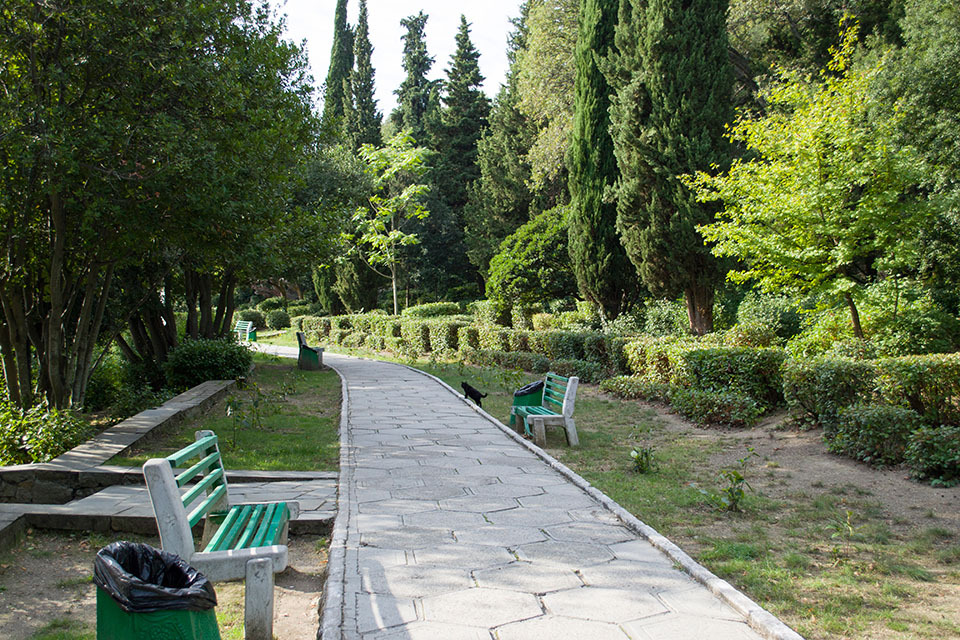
[257,346,802,640]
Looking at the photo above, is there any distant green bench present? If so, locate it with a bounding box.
[143,430,299,638]
[510,372,580,448]
[234,319,257,342]
[296,331,323,370]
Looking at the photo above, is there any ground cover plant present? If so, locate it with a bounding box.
[110,353,339,472]
[305,336,959,640]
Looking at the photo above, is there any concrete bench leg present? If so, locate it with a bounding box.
[532,417,547,448]
[564,417,579,447]
[245,557,274,640]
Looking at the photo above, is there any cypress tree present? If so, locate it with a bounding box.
[436,16,491,213]
[396,12,436,141]
[567,0,641,322]
[322,0,353,127]
[350,0,381,147]
[607,0,733,335]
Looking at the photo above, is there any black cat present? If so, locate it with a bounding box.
[461,382,488,408]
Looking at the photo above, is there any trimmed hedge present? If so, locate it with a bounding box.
[599,376,672,403]
[457,326,479,352]
[670,388,762,428]
[238,309,266,329]
[400,320,431,354]
[428,320,465,353]
[828,403,923,466]
[876,353,960,427]
[163,339,252,390]
[782,358,878,433]
[463,349,551,373]
[402,302,461,318]
[266,309,290,329]
[677,346,787,409]
[906,425,960,486]
[549,358,607,384]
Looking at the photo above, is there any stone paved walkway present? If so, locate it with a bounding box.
[305,350,803,640]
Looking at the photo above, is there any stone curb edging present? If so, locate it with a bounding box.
[406,364,805,640]
[318,358,351,640]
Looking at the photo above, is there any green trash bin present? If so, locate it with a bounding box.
[94,541,221,640]
[510,380,545,431]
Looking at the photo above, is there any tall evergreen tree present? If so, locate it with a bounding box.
[567,0,641,322]
[395,12,436,141]
[322,0,353,127]
[350,0,381,147]
[606,0,733,334]
[436,16,490,213]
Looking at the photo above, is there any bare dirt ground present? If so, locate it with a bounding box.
[0,530,326,640]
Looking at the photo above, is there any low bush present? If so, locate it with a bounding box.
[622,336,689,382]
[84,352,126,412]
[457,326,480,352]
[163,339,252,390]
[342,332,366,348]
[400,320,431,355]
[402,302,461,318]
[470,300,510,326]
[0,401,96,465]
[905,425,960,486]
[723,322,779,348]
[301,316,331,340]
[599,376,672,403]
[464,349,551,373]
[238,309,266,329]
[512,305,540,330]
[782,358,878,433]
[258,296,285,312]
[531,313,555,331]
[266,309,291,330]
[478,325,511,352]
[736,293,802,340]
[876,353,960,427]
[428,320,465,353]
[829,403,923,466]
[670,388,762,428]
[677,347,787,409]
[549,358,607,384]
[367,334,386,351]
[644,298,688,337]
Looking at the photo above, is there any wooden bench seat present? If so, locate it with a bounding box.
[510,372,579,447]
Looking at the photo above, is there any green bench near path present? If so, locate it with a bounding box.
[510,372,580,448]
[143,430,299,639]
[296,331,323,370]
[234,319,257,342]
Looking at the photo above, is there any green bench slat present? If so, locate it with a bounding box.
[546,373,568,383]
[235,504,267,549]
[181,467,224,509]
[515,406,559,417]
[203,501,244,551]
[250,502,282,548]
[175,451,221,488]
[168,435,219,468]
[210,504,254,552]
[260,502,289,547]
[188,483,227,528]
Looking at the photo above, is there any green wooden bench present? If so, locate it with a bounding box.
[143,430,299,638]
[234,319,257,342]
[510,372,580,448]
[296,331,323,370]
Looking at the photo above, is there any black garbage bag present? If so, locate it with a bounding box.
[94,542,217,613]
[513,380,544,397]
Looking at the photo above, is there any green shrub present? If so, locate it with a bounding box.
[528,330,588,361]
[457,326,479,352]
[258,296,285,312]
[342,332,366,348]
[0,401,96,465]
[724,322,779,348]
[828,403,923,466]
[531,313,555,331]
[402,302,461,318]
[384,336,405,353]
[736,293,802,340]
[670,388,762,428]
[877,353,960,427]
[605,336,631,375]
[599,376,672,402]
[604,312,644,337]
[266,309,291,330]
[782,358,878,433]
[644,298,688,337]
[400,320,431,356]
[512,305,540,330]
[238,309,266,329]
[428,320,465,353]
[464,350,551,373]
[84,352,125,412]
[470,300,509,326]
[301,316,331,340]
[825,338,878,360]
[905,425,960,486]
[549,358,606,384]
[478,325,511,352]
[367,334,386,351]
[622,336,692,383]
[331,329,351,345]
[508,330,531,353]
[677,347,787,409]
[163,339,252,390]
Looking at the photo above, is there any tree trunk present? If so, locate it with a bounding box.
[0,315,22,407]
[185,270,199,340]
[161,276,178,347]
[391,265,399,315]
[220,277,237,337]
[684,284,715,336]
[46,191,69,408]
[844,292,864,340]
[198,274,213,338]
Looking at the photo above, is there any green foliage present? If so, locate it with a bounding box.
[703,448,758,511]
[567,0,641,321]
[400,320,432,356]
[258,297,285,312]
[462,349,551,374]
[677,347,787,409]
[736,293,802,340]
[829,403,923,467]
[266,310,291,330]
[600,376,672,403]
[347,0,381,147]
[402,302,461,318]
[643,299,689,337]
[486,206,578,312]
[163,339,252,391]
[905,425,960,487]
[782,358,878,432]
[238,310,267,329]
[470,300,510,326]
[322,0,353,126]
[622,336,691,382]
[427,320,465,354]
[723,322,779,348]
[0,402,95,465]
[478,326,512,352]
[876,353,960,426]
[671,388,762,428]
[630,445,656,474]
[396,12,437,140]
[457,326,480,352]
[84,353,126,412]
[549,359,607,384]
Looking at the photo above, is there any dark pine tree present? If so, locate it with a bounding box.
[395,12,436,142]
[606,0,733,335]
[463,1,538,278]
[567,0,641,322]
[322,0,353,127]
[350,0,381,147]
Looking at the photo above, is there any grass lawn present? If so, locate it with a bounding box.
[296,333,958,640]
[110,352,339,471]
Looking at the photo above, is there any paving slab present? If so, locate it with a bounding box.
[307,350,805,640]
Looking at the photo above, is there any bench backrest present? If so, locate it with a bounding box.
[235,320,253,332]
[543,372,579,418]
[143,430,228,561]
[296,331,308,349]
